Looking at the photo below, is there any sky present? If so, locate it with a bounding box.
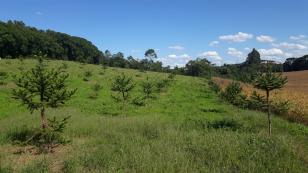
[1,0,308,67]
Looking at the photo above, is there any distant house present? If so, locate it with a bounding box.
[261,60,281,64]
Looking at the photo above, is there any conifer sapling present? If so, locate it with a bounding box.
[253,65,287,135]
[12,58,77,129]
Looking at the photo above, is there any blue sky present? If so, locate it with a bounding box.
[1,0,308,67]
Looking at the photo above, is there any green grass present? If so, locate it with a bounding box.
[0,59,307,172]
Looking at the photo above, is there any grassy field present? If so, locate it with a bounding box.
[0,59,308,173]
[213,71,308,125]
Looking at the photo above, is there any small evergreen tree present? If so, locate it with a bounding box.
[12,58,77,129]
[253,66,287,135]
[141,76,155,99]
[111,73,135,113]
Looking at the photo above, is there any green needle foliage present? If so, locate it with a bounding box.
[253,66,287,135]
[12,58,77,129]
[111,73,135,113]
[141,76,155,99]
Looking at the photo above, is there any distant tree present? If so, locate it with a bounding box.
[185,58,212,77]
[245,48,261,65]
[111,73,135,113]
[145,49,157,61]
[110,52,128,68]
[283,55,308,72]
[12,58,76,129]
[253,65,287,135]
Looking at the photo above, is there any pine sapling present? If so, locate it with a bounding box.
[253,66,287,135]
[12,58,77,129]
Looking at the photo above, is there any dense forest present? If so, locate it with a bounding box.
[0,20,102,64]
[1,20,308,80]
[283,55,308,71]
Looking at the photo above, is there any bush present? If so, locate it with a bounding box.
[141,77,155,99]
[248,91,266,110]
[60,62,68,70]
[0,71,8,85]
[208,80,221,93]
[132,96,145,106]
[167,73,176,80]
[271,100,290,115]
[83,70,92,81]
[89,83,103,99]
[8,116,71,153]
[156,78,171,92]
[208,118,243,131]
[221,81,243,104]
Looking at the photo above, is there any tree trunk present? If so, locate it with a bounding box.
[266,90,271,135]
[40,106,47,129]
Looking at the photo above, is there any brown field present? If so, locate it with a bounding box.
[213,70,308,125]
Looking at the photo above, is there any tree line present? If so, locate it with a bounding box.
[1,20,307,79]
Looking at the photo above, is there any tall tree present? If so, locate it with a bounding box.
[145,49,157,61]
[245,48,261,65]
[12,58,77,129]
[253,65,287,135]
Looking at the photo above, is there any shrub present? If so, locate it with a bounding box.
[141,76,155,99]
[0,71,8,85]
[93,83,103,92]
[271,100,290,115]
[132,96,145,106]
[248,91,266,110]
[60,62,68,70]
[221,81,243,104]
[208,80,221,93]
[167,73,176,80]
[83,70,93,81]
[8,116,71,152]
[89,83,103,99]
[208,118,242,131]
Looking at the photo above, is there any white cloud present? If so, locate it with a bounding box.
[168,45,185,50]
[219,32,253,42]
[258,48,285,62]
[290,35,306,40]
[259,48,284,56]
[244,47,251,51]
[199,51,223,65]
[209,41,219,46]
[227,48,244,58]
[256,35,275,43]
[272,42,307,50]
[158,54,192,68]
[35,11,43,15]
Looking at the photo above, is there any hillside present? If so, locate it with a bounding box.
[0,59,308,172]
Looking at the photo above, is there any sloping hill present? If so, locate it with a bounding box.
[0,59,307,172]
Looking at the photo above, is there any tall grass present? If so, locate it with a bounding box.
[0,59,307,172]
